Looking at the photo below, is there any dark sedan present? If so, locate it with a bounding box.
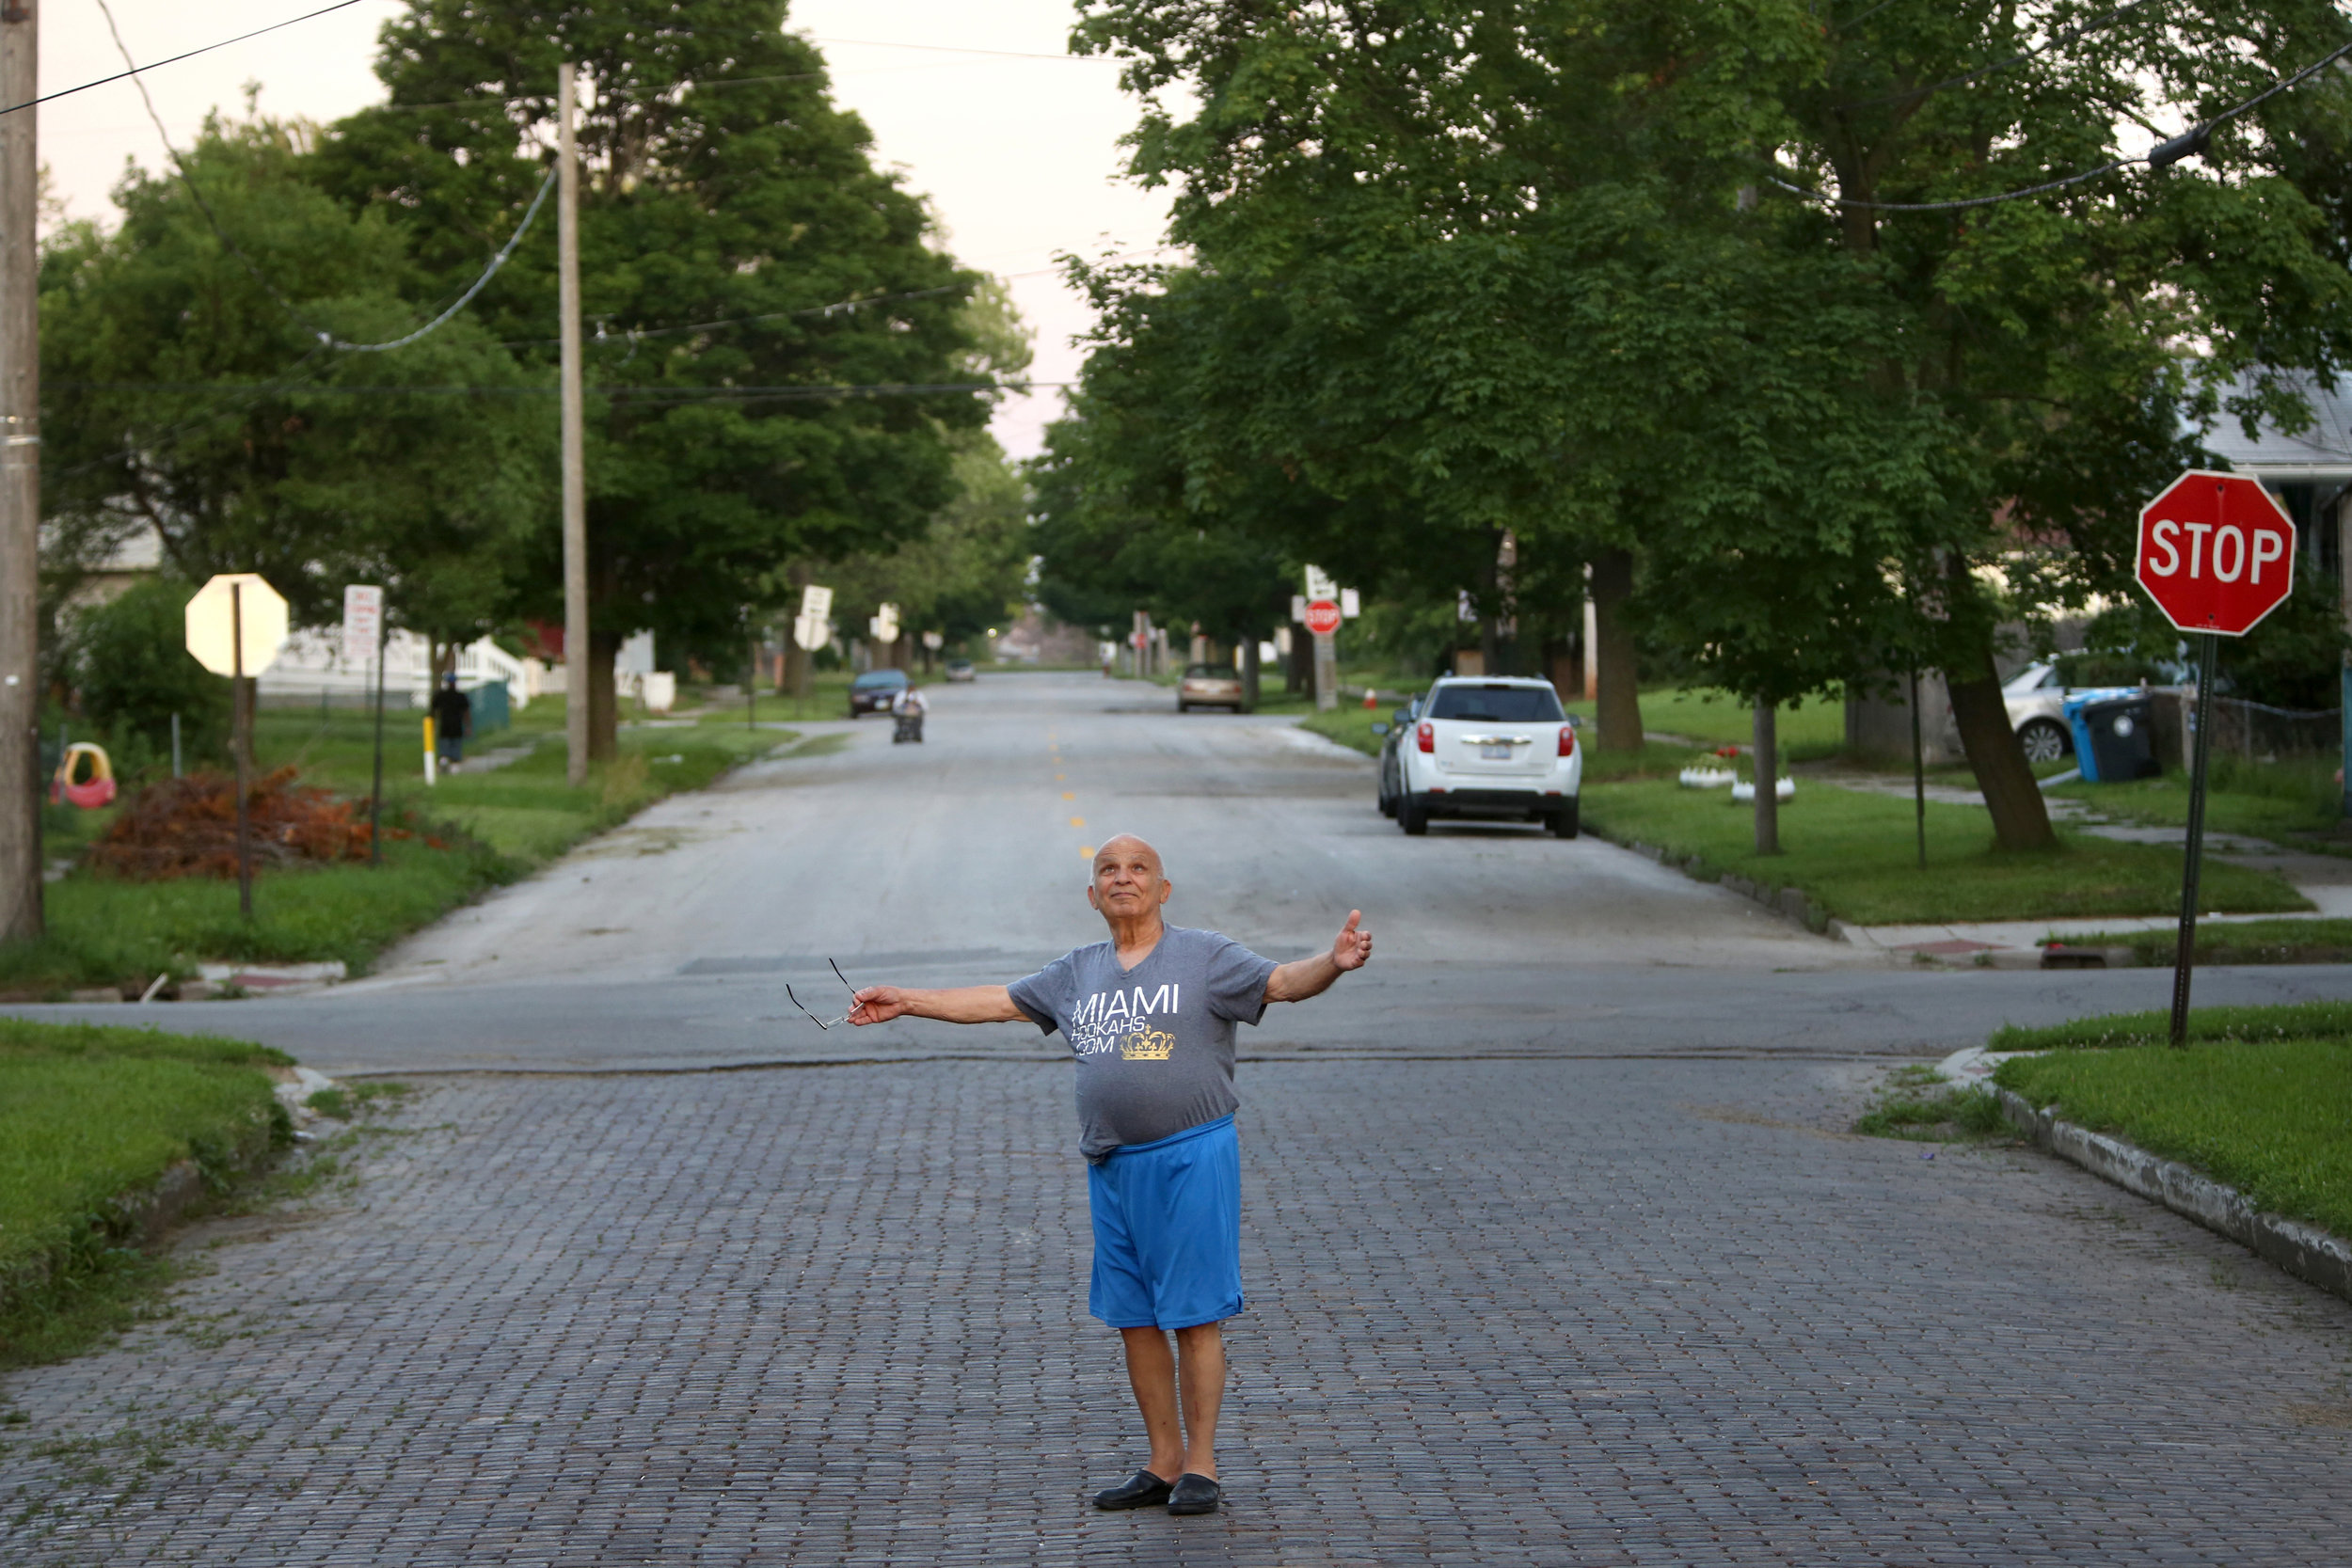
[849,668,911,717]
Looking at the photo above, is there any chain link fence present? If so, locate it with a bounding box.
[2198,695,2342,762]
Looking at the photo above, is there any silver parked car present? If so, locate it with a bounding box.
[2002,654,2184,763]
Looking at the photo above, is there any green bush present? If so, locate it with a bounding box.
[61,577,230,770]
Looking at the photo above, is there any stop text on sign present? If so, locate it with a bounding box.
[2139,517,2287,585]
[2134,469,2297,638]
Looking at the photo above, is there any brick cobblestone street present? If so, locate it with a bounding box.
[3,1054,2347,1565]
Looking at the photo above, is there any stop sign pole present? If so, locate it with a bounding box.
[2133,469,2297,1046]
[1304,597,1343,712]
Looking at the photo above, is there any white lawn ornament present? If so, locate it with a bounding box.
[1678,767,1738,789]
[1730,777,1796,803]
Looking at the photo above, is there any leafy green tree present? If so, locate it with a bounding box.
[58,578,232,771]
[821,432,1032,667]
[40,116,547,650]
[1073,0,2352,847]
[312,0,1009,755]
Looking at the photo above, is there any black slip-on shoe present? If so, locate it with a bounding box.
[1167,1473,1222,1515]
[1091,1469,1175,1511]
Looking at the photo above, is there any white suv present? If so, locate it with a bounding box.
[1390,676,1581,838]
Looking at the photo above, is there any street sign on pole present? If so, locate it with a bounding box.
[188,574,287,921]
[1303,564,1337,601]
[800,583,834,622]
[1340,588,1360,619]
[185,573,288,677]
[2135,469,2296,635]
[2135,469,2296,1047]
[921,630,944,652]
[792,614,830,653]
[1304,598,1343,711]
[341,584,383,668]
[869,603,899,645]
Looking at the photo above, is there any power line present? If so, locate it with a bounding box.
[803,35,1113,63]
[96,0,554,356]
[504,283,966,351]
[334,170,555,352]
[505,247,1180,352]
[55,379,1061,400]
[1774,34,2352,212]
[0,0,371,119]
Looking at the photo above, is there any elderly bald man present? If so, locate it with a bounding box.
[850,832,1371,1517]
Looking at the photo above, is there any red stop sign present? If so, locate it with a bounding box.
[1304,598,1343,636]
[2135,469,2297,636]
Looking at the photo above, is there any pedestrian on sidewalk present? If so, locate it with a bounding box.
[430,674,471,771]
[848,833,1372,1517]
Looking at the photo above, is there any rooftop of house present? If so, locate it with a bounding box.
[2199,373,2352,483]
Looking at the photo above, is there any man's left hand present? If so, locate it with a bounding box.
[1331,910,1372,971]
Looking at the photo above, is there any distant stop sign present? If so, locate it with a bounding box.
[1304,598,1343,636]
[2135,469,2297,636]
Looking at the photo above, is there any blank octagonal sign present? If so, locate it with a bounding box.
[184,573,290,677]
[2134,469,2297,637]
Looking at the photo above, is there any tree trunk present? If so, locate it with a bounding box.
[587,626,620,762]
[1240,634,1261,711]
[1753,702,1779,855]
[1946,640,2057,850]
[1288,630,1311,694]
[1589,548,1644,751]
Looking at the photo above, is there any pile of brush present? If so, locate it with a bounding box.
[84,768,377,879]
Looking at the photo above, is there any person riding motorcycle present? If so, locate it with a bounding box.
[891,684,928,743]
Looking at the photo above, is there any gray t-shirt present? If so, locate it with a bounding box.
[1008,925,1279,1163]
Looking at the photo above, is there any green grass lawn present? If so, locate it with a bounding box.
[1564,687,1847,759]
[2061,917,2352,966]
[1991,1004,2352,1237]
[5,697,800,993]
[0,1019,289,1367]
[2045,753,2344,846]
[1581,773,2308,926]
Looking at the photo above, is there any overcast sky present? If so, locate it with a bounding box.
[37,0,1177,458]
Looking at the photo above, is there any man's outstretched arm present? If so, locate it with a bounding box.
[1264,910,1374,1004]
[849,985,1029,1026]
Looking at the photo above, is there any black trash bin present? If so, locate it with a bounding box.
[2074,693,2159,782]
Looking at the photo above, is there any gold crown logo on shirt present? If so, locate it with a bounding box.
[1120,1028,1176,1061]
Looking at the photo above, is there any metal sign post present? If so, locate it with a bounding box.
[2132,470,2297,1047]
[1304,597,1343,711]
[369,613,388,866]
[184,573,290,915]
[231,582,251,920]
[2168,633,2220,1045]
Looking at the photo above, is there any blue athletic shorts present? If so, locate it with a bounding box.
[1087,1115,1243,1330]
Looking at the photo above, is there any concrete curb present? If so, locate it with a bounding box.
[1995,1087,2352,1305]
[1603,835,1836,938]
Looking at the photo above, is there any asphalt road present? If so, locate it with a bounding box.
[8,670,2351,1073]
[6,672,2350,1566]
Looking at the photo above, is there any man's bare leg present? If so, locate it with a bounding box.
[1119,1326,1185,1481]
[1173,1322,1225,1478]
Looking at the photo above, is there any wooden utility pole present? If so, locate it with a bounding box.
[0,1,40,942]
[558,61,590,787]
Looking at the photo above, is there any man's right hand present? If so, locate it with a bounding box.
[847,984,1027,1026]
[849,987,910,1025]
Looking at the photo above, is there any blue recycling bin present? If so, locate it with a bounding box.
[2063,688,2158,783]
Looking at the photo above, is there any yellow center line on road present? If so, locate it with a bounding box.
[1062,791,1075,801]
[1079,844,1095,859]
[1070,816,1086,829]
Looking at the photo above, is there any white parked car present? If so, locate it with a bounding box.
[1380,676,1581,838]
[2002,656,2180,765]
[2001,662,2077,764]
